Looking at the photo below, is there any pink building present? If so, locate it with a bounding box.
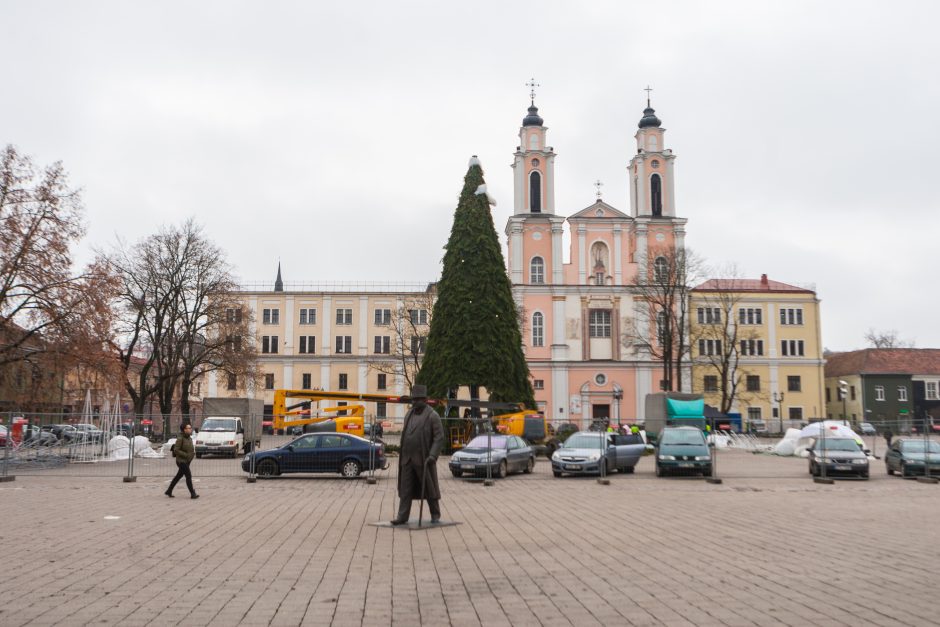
[505,98,688,427]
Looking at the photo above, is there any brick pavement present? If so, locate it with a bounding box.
[1,449,939,626]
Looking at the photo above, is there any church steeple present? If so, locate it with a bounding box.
[629,89,676,219]
[512,79,555,215]
[274,262,283,292]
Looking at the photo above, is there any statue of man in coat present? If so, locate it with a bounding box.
[391,385,444,525]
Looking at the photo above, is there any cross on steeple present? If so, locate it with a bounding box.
[644,85,653,107]
[526,78,540,104]
[594,179,604,199]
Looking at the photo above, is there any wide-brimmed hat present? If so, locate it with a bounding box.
[410,385,428,399]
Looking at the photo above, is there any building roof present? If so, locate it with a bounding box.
[692,274,814,294]
[825,349,940,377]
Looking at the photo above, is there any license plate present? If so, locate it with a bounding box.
[834,465,850,471]
[461,464,476,470]
[564,464,582,470]
[678,462,693,468]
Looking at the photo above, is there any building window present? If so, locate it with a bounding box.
[898,386,908,401]
[226,335,243,353]
[738,308,762,325]
[787,376,802,392]
[262,308,279,325]
[740,339,764,356]
[875,385,885,401]
[338,373,348,390]
[374,336,391,354]
[656,311,668,346]
[589,310,611,338]
[697,307,721,324]
[746,375,761,392]
[532,312,544,347]
[530,257,545,284]
[650,173,662,216]
[227,374,237,390]
[225,307,243,323]
[377,374,387,390]
[781,339,804,357]
[748,407,762,421]
[533,379,544,390]
[788,407,803,421]
[653,257,668,283]
[261,336,279,354]
[850,386,856,400]
[376,401,387,418]
[335,336,352,354]
[299,336,315,354]
[927,381,938,400]
[264,374,274,390]
[409,309,428,325]
[826,387,831,403]
[410,336,427,354]
[529,171,542,212]
[302,373,312,390]
[780,308,804,325]
[698,339,722,356]
[703,375,719,392]
[336,308,353,325]
[374,309,391,325]
[299,308,317,325]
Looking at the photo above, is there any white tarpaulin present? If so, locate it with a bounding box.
[106,435,164,460]
[799,420,861,440]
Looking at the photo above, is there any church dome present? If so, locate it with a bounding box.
[522,104,544,127]
[638,106,661,128]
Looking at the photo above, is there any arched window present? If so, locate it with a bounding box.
[656,310,669,346]
[530,256,545,284]
[532,312,544,347]
[653,256,669,284]
[650,173,662,216]
[529,171,542,212]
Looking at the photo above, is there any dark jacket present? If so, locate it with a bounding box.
[397,405,444,500]
[174,432,195,464]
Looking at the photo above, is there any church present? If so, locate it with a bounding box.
[216,96,691,427]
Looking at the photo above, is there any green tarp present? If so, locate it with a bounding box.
[666,398,705,419]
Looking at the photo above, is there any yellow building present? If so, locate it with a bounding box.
[210,268,435,424]
[689,274,826,432]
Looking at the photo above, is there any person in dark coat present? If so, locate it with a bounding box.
[166,423,199,499]
[883,428,893,447]
[391,385,444,525]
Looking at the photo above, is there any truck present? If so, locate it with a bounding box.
[642,392,706,444]
[196,398,264,457]
[438,399,561,456]
[272,389,421,437]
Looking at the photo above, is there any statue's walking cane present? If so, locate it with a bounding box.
[418,457,430,526]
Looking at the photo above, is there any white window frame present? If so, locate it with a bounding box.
[588,310,611,338]
[335,336,352,354]
[409,309,428,325]
[532,312,544,347]
[739,307,762,325]
[698,339,722,356]
[927,381,938,400]
[336,308,353,325]
[374,309,391,325]
[299,308,317,325]
[530,257,545,284]
[533,379,545,390]
[374,335,390,354]
[875,385,885,401]
[780,308,804,325]
[898,386,908,401]
[781,339,804,357]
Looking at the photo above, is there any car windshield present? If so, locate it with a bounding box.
[201,419,237,431]
[816,439,861,452]
[465,435,508,449]
[660,430,705,445]
[902,441,940,453]
[564,434,601,449]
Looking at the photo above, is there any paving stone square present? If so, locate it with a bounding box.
[1,448,939,626]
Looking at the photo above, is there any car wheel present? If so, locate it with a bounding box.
[552,470,562,478]
[702,467,713,478]
[886,463,894,475]
[451,469,462,478]
[900,463,908,478]
[861,472,870,480]
[341,459,362,478]
[524,457,534,474]
[623,466,635,474]
[257,459,278,477]
[196,453,203,459]
[496,460,508,479]
[655,463,663,477]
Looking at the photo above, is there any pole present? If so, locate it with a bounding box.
[483,417,494,487]
[918,411,937,484]
[247,411,258,483]
[815,418,833,484]
[706,416,722,484]
[1,413,15,482]
[367,412,377,485]
[597,421,609,485]
[123,414,137,483]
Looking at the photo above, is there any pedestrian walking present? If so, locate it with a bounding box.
[166,423,200,499]
[883,428,893,447]
[390,385,444,525]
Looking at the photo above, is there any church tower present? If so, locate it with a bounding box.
[506,83,566,286]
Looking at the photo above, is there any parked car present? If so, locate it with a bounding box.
[42,424,75,440]
[449,434,535,478]
[0,425,7,446]
[551,431,645,477]
[23,426,58,446]
[242,433,387,478]
[655,426,713,477]
[363,421,384,439]
[885,438,940,478]
[748,419,768,435]
[859,422,877,436]
[807,438,869,479]
[68,423,105,443]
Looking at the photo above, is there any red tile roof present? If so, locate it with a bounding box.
[692,274,813,294]
[825,349,940,377]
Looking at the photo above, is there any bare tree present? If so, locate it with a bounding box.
[626,246,703,392]
[0,145,114,370]
[367,291,435,391]
[689,274,765,414]
[864,328,915,349]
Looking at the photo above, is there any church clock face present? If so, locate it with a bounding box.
[531,158,540,167]
[532,231,542,241]
[655,232,666,242]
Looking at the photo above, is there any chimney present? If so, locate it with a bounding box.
[760,273,768,288]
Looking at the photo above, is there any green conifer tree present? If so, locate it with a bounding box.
[417,158,535,408]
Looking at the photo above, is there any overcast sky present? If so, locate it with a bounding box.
[2,1,937,351]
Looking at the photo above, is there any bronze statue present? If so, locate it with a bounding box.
[391,385,444,525]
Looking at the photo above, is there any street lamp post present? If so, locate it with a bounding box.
[613,389,623,429]
[772,392,785,434]
[839,380,849,426]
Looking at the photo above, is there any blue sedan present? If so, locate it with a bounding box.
[242,433,388,478]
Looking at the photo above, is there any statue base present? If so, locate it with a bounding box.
[370,520,461,530]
